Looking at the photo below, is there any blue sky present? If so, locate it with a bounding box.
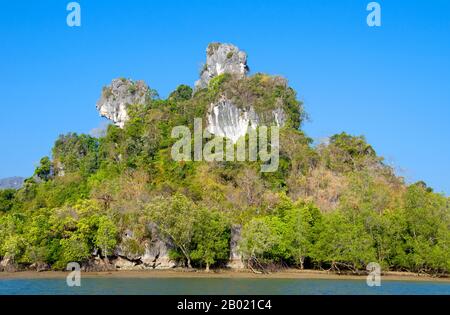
[0,0,449,194]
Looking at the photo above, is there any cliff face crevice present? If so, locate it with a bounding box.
[206,97,286,143]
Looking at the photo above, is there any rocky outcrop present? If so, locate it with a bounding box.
[29,262,50,272]
[114,229,144,262]
[81,257,115,272]
[227,225,245,269]
[112,257,141,270]
[141,223,177,269]
[195,43,248,90]
[0,257,18,272]
[206,98,258,143]
[195,43,287,143]
[206,97,287,143]
[96,78,150,128]
[112,224,177,270]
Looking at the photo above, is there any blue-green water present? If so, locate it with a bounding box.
[0,278,449,295]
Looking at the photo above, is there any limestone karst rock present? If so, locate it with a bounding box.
[141,223,177,269]
[206,97,287,143]
[96,78,151,128]
[95,43,291,145]
[195,43,249,90]
[113,224,177,270]
[197,43,288,143]
[227,224,245,269]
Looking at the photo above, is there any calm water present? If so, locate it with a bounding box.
[0,278,449,295]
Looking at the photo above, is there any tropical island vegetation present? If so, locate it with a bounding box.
[0,45,449,277]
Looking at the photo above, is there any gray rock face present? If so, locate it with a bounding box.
[0,257,18,272]
[112,256,140,270]
[29,262,50,272]
[206,97,287,143]
[195,43,248,90]
[96,78,150,128]
[206,97,258,143]
[113,224,177,270]
[227,224,245,269]
[0,177,24,190]
[141,223,177,269]
[114,229,144,261]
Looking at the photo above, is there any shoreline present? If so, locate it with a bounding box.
[1,269,449,283]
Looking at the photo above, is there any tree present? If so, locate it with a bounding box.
[284,203,319,269]
[191,208,230,271]
[321,132,379,173]
[146,194,197,268]
[396,185,450,274]
[95,216,118,261]
[52,133,99,176]
[34,157,52,181]
[169,85,193,102]
[58,235,91,267]
[0,213,25,261]
[312,211,376,272]
[239,217,281,272]
[0,189,16,213]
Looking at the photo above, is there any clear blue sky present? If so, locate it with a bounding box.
[0,0,449,194]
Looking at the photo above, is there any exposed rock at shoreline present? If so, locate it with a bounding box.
[30,262,50,272]
[109,223,178,271]
[227,225,245,269]
[141,223,177,269]
[0,257,18,273]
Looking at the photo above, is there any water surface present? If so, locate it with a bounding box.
[0,278,449,295]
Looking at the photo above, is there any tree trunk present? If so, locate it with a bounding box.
[103,248,110,263]
[206,263,210,272]
[187,258,192,269]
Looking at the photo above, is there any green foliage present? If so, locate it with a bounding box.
[145,194,198,267]
[283,202,320,268]
[395,185,450,274]
[0,189,16,213]
[240,217,280,262]
[169,85,193,102]
[321,132,379,173]
[95,216,118,258]
[58,236,91,268]
[312,211,376,271]
[191,208,230,270]
[53,133,99,177]
[207,43,221,56]
[240,200,320,269]
[34,157,52,181]
[1,69,448,275]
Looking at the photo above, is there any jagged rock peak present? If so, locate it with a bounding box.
[195,43,249,90]
[96,78,151,128]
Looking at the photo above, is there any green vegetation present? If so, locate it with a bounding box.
[207,43,221,56]
[0,73,448,275]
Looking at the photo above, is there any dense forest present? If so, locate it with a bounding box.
[0,72,449,276]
